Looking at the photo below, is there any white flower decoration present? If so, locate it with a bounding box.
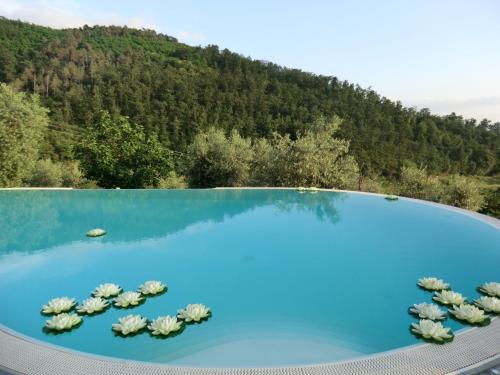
[448,304,489,324]
[112,315,147,335]
[474,296,500,314]
[93,283,122,298]
[86,228,106,237]
[433,290,466,305]
[417,277,449,291]
[77,297,109,314]
[42,297,76,314]
[409,303,446,320]
[45,313,82,331]
[148,316,183,336]
[479,282,500,298]
[385,195,398,201]
[177,303,211,322]
[139,280,166,295]
[411,319,453,342]
[114,291,143,308]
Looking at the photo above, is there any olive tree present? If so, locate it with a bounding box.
[251,116,359,189]
[186,127,253,188]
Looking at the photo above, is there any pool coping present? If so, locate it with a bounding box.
[0,188,499,374]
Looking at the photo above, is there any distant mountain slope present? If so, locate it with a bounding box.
[0,17,498,177]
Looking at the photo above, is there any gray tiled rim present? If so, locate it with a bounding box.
[0,188,499,374]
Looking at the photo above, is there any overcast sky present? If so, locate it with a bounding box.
[1,0,499,122]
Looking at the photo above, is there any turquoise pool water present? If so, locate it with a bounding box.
[0,189,498,367]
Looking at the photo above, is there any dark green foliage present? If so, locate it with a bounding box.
[78,111,172,188]
[0,17,498,178]
[479,188,500,218]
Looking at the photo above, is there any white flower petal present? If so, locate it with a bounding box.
[93,283,122,298]
[148,316,183,336]
[42,297,76,314]
[77,297,109,314]
[410,303,446,320]
[45,313,82,331]
[417,277,450,291]
[449,304,489,324]
[86,228,106,237]
[474,296,500,314]
[411,319,453,342]
[177,303,211,322]
[479,282,500,298]
[433,290,466,305]
[114,291,143,308]
[139,280,166,295]
[112,315,147,335]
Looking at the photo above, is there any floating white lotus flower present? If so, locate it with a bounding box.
[411,319,453,342]
[177,303,211,322]
[448,304,489,324]
[114,291,143,308]
[86,228,106,237]
[42,297,76,314]
[474,296,500,314]
[297,187,306,193]
[112,314,147,335]
[433,290,466,305]
[139,280,166,295]
[479,282,500,298]
[148,316,183,336]
[409,303,446,320]
[417,277,449,291]
[77,297,109,314]
[385,195,398,201]
[45,313,82,331]
[93,283,122,298]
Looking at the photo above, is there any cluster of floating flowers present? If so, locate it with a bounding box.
[409,277,499,343]
[41,280,211,338]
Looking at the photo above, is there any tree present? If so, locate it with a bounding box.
[78,111,172,188]
[0,84,49,187]
[251,117,359,189]
[186,127,253,187]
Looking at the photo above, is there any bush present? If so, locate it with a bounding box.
[61,161,84,187]
[479,187,500,219]
[29,159,63,187]
[440,175,484,211]
[157,171,188,189]
[251,117,359,189]
[186,127,253,188]
[398,166,441,201]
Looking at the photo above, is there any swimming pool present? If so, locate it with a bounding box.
[0,189,498,368]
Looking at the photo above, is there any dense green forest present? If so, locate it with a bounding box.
[0,17,498,217]
[1,17,498,176]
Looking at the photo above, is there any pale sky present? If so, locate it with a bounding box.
[1,0,500,122]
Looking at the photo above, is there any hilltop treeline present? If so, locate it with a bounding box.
[1,17,498,179]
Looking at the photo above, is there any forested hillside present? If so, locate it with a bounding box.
[1,17,498,179]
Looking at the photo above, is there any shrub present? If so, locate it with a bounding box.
[157,171,188,189]
[29,159,63,187]
[61,161,84,187]
[440,175,484,211]
[251,117,359,189]
[186,127,253,188]
[398,165,441,201]
[479,188,500,219]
